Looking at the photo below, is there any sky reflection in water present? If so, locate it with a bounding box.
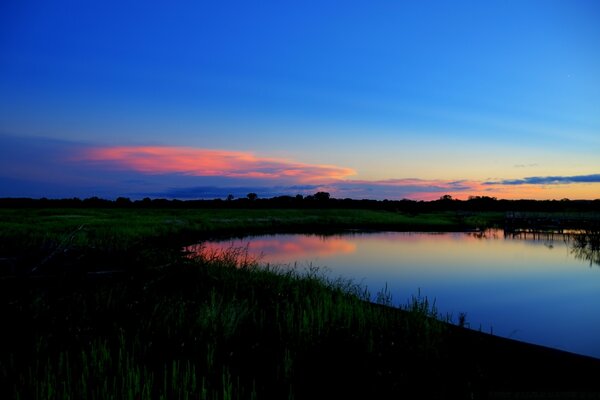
[189,230,600,358]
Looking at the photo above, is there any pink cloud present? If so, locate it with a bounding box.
[78,146,356,183]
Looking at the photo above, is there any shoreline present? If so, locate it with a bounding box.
[445,321,600,394]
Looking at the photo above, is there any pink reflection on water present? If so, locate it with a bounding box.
[185,235,356,264]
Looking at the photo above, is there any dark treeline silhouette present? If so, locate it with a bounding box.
[1,194,599,213]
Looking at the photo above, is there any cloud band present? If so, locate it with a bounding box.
[79,146,356,183]
[485,174,600,185]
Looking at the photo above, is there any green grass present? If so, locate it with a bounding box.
[0,207,491,255]
[1,246,450,399]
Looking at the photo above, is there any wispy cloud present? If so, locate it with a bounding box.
[78,146,356,183]
[315,178,487,200]
[153,185,320,199]
[485,174,600,186]
[513,163,539,168]
[339,178,475,191]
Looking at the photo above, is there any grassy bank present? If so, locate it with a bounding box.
[0,207,486,246]
[1,247,453,399]
[0,208,502,275]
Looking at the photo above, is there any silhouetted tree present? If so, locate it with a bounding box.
[139,197,152,208]
[314,192,330,201]
[247,193,258,201]
[226,194,234,201]
[116,197,132,206]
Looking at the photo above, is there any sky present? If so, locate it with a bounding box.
[1,0,599,200]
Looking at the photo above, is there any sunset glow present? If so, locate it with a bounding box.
[1,1,598,200]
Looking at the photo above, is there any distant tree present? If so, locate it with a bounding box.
[247,193,258,201]
[115,197,132,206]
[468,196,497,201]
[83,196,109,207]
[226,194,234,201]
[314,192,330,201]
[295,194,304,201]
[138,197,152,208]
[439,195,454,201]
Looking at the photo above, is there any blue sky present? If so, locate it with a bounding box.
[1,0,599,199]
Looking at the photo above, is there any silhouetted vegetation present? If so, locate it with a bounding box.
[1,194,599,215]
[569,230,600,267]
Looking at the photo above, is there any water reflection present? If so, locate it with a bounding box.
[568,230,600,267]
[187,229,600,269]
[185,234,356,264]
[501,229,600,267]
[468,230,500,240]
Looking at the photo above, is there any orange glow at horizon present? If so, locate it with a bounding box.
[423,183,597,201]
[75,145,599,200]
[80,146,356,183]
[342,178,599,201]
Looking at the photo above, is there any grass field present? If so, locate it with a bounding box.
[0,207,480,245]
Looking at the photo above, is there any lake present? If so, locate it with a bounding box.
[187,229,600,359]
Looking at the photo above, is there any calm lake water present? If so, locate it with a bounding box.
[188,230,600,359]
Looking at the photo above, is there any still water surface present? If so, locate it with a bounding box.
[191,230,600,358]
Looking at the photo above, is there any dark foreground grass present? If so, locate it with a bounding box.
[1,247,454,399]
[3,247,599,400]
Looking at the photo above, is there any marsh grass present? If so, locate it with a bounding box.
[0,208,475,273]
[1,243,450,399]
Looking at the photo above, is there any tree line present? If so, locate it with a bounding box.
[1,193,599,213]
